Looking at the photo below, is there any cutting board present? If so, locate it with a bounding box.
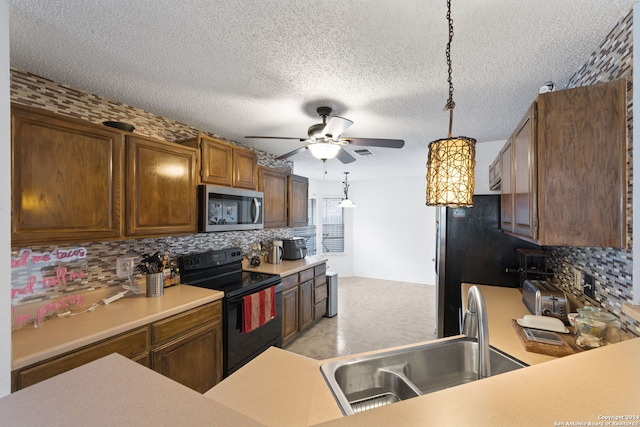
[511,319,584,357]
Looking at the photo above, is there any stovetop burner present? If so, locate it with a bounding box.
[178,247,281,298]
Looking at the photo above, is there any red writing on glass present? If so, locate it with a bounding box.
[37,294,84,325]
[11,268,86,299]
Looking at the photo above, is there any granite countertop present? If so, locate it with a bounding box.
[12,284,224,370]
[242,255,328,277]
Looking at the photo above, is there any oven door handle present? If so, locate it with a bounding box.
[227,283,282,305]
[251,198,261,224]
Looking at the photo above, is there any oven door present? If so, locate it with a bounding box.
[224,282,282,376]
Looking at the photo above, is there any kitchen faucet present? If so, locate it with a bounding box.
[462,286,491,379]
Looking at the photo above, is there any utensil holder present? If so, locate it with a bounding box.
[146,272,164,298]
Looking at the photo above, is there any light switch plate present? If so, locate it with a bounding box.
[583,273,595,299]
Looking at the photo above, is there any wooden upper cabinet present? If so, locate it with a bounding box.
[512,104,537,239]
[11,104,125,244]
[258,166,288,228]
[288,174,309,227]
[179,134,257,189]
[126,134,198,237]
[500,79,627,248]
[233,147,258,189]
[499,139,513,232]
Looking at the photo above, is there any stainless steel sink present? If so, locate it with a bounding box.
[321,337,527,415]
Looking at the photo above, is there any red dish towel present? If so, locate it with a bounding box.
[242,286,276,333]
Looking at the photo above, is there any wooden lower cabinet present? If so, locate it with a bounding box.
[299,280,314,331]
[13,327,149,391]
[151,322,222,393]
[281,263,328,346]
[12,301,223,393]
[282,286,299,345]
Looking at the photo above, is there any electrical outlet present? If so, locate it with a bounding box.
[573,269,582,290]
[583,273,595,299]
[116,257,136,278]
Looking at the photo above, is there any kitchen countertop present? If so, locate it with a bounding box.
[0,353,265,427]
[5,282,638,426]
[241,255,328,277]
[204,283,639,426]
[12,284,224,370]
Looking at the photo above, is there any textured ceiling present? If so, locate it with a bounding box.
[8,0,636,181]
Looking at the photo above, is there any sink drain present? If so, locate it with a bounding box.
[349,393,400,413]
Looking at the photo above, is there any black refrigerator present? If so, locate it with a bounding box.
[435,194,540,337]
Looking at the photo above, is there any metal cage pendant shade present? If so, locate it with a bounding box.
[426,0,476,207]
[426,135,476,206]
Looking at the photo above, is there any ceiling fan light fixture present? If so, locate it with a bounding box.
[426,0,476,207]
[308,142,341,160]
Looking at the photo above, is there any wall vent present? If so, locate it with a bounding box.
[353,148,374,156]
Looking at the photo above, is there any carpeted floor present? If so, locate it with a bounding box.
[284,276,437,360]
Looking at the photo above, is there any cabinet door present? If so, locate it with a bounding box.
[126,135,198,236]
[299,280,314,332]
[537,79,626,247]
[288,174,309,227]
[258,166,288,228]
[282,287,299,345]
[11,104,124,244]
[201,136,233,186]
[233,147,258,189]
[512,104,537,239]
[151,321,222,393]
[499,139,513,232]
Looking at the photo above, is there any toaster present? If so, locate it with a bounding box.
[522,280,569,321]
[282,237,308,260]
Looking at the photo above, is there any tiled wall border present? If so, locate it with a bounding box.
[548,10,639,336]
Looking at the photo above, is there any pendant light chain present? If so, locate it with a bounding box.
[425,0,476,208]
[444,0,455,137]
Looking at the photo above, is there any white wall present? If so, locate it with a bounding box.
[305,141,505,286]
[352,177,436,284]
[1,0,11,397]
[307,179,354,277]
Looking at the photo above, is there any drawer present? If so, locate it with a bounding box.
[15,327,149,390]
[314,301,327,320]
[314,263,327,277]
[299,268,314,283]
[314,282,328,303]
[315,274,326,288]
[152,301,221,345]
[281,274,298,291]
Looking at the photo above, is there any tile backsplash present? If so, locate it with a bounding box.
[546,9,639,336]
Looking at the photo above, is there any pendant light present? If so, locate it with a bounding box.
[426,0,476,207]
[338,172,356,208]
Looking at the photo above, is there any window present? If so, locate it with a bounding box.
[321,198,344,253]
[293,199,317,255]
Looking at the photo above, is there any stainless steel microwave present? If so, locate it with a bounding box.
[198,185,264,232]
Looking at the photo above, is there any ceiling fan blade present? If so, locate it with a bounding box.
[276,146,308,160]
[336,148,356,164]
[342,138,405,148]
[321,116,354,139]
[245,136,307,141]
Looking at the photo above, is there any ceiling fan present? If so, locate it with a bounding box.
[245,106,404,164]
